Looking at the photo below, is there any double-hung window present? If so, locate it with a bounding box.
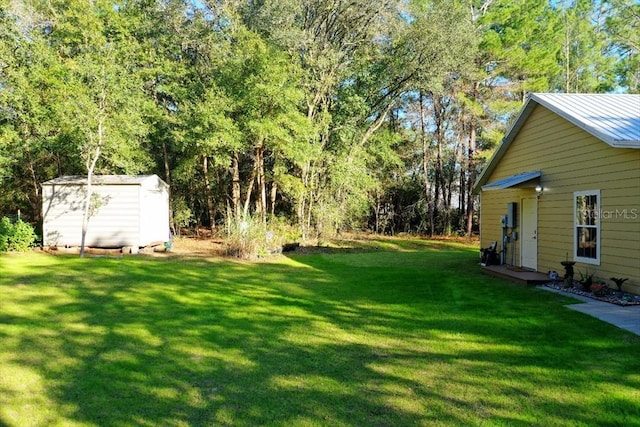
[574,190,600,265]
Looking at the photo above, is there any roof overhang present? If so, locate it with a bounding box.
[481,170,541,191]
[42,174,168,188]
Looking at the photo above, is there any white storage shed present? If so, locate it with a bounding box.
[42,175,170,249]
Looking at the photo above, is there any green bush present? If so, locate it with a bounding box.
[223,215,303,259]
[171,196,194,236]
[266,215,302,245]
[224,216,266,259]
[0,217,37,252]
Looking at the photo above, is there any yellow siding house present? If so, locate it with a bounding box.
[474,93,640,294]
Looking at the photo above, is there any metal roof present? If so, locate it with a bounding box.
[473,93,640,193]
[481,170,541,191]
[42,175,167,187]
[531,93,640,148]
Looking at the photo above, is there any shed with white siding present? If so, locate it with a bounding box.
[42,175,170,249]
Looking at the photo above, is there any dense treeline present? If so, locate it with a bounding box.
[1,0,638,241]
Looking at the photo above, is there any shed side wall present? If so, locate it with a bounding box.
[139,177,170,246]
[43,184,141,247]
[42,184,85,246]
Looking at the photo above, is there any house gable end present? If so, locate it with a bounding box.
[474,93,640,193]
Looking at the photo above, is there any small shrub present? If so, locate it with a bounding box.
[0,217,37,252]
[609,277,628,292]
[267,216,302,246]
[0,218,8,252]
[578,271,593,292]
[224,216,267,259]
[171,197,193,236]
[224,215,301,259]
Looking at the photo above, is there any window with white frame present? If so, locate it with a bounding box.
[574,190,600,264]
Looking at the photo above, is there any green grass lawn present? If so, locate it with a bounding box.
[1,239,639,426]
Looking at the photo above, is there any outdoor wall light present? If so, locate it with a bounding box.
[535,185,543,197]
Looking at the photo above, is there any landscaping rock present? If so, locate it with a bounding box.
[544,282,640,306]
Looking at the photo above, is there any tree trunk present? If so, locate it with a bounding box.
[162,140,171,187]
[80,127,102,258]
[232,152,241,221]
[374,193,381,234]
[463,81,480,236]
[80,171,93,258]
[432,96,444,236]
[459,166,466,229]
[270,181,277,217]
[465,121,477,237]
[419,91,433,237]
[27,159,41,226]
[202,156,216,234]
[298,159,310,240]
[256,142,267,225]
[243,162,258,219]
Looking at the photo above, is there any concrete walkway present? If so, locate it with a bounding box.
[538,286,640,336]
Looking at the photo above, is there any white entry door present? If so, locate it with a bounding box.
[521,197,538,270]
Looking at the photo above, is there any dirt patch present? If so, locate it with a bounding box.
[40,233,478,259]
[168,237,225,257]
[167,233,478,257]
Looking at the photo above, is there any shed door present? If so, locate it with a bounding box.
[521,197,537,270]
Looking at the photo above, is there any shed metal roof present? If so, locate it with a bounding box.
[473,93,640,193]
[42,175,167,187]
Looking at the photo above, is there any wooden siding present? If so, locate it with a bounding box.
[480,105,640,294]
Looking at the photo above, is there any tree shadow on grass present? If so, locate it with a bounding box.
[3,256,440,425]
[1,250,639,426]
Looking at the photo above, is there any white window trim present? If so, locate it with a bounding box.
[574,190,601,265]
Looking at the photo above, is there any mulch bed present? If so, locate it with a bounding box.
[544,282,640,306]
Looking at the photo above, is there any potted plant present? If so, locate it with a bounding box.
[590,282,608,297]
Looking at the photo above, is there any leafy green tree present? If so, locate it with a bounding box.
[555,0,618,92]
[227,0,478,237]
[0,1,72,222]
[389,0,477,235]
[219,0,407,237]
[120,0,191,185]
[447,0,561,235]
[219,28,311,225]
[604,0,640,92]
